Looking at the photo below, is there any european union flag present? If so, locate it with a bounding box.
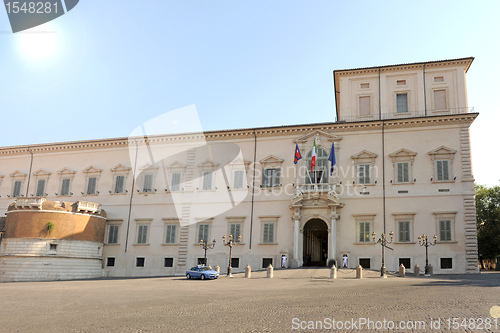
[328,141,336,175]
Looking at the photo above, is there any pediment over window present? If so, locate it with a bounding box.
[389,148,417,163]
[197,160,220,170]
[32,169,52,177]
[139,163,159,171]
[295,130,343,144]
[428,146,456,160]
[10,170,27,179]
[83,165,103,175]
[260,155,284,168]
[228,157,251,168]
[166,161,187,170]
[111,164,132,173]
[57,167,76,176]
[351,150,378,163]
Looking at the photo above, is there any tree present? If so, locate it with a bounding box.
[476,183,500,260]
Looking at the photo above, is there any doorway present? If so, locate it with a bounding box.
[303,219,328,266]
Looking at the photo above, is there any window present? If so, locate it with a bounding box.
[107,257,115,267]
[359,222,371,243]
[262,222,275,243]
[262,168,280,187]
[13,180,22,197]
[396,162,410,183]
[114,175,125,193]
[137,225,149,244]
[49,244,57,251]
[142,174,153,192]
[233,170,244,189]
[231,258,240,268]
[398,221,411,242]
[61,178,71,196]
[198,224,210,244]
[229,223,241,242]
[171,173,181,191]
[136,257,145,267]
[357,164,371,184]
[436,160,450,181]
[396,80,406,86]
[202,171,213,190]
[439,220,452,241]
[359,96,370,116]
[434,89,447,110]
[440,258,452,269]
[107,225,120,244]
[86,177,97,195]
[165,224,177,244]
[399,258,411,269]
[262,258,273,268]
[434,76,444,83]
[198,258,206,265]
[164,258,174,267]
[396,93,408,113]
[35,179,46,196]
[360,83,369,89]
[359,258,371,269]
[305,148,329,184]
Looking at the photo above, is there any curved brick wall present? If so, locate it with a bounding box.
[5,200,106,242]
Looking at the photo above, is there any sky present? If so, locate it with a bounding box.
[0,0,498,187]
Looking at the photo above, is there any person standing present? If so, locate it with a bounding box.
[342,254,348,268]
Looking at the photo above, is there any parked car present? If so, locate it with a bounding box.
[185,266,219,280]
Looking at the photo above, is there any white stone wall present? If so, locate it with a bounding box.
[0,238,105,282]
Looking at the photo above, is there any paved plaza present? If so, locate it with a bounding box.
[0,268,499,332]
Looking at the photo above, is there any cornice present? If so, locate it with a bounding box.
[0,113,478,156]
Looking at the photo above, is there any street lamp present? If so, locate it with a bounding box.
[372,231,394,278]
[222,234,242,277]
[199,238,216,267]
[418,234,438,276]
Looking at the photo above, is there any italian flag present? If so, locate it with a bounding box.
[311,139,317,172]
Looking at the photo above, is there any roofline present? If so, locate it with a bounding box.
[0,113,479,154]
[333,56,474,75]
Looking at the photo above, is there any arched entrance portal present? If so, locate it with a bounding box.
[303,219,328,266]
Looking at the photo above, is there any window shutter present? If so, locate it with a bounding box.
[198,224,209,243]
[87,177,96,194]
[108,225,119,244]
[234,170,244,189]
[115,175,124,193]
[437,161,443,181]
[165,225,176,244]
[36,179,45,196]
[442,161,449,181]
[138,225,148,244]
[171,173,181,191]
[359,96,370,115]
[403,163,409,182]
[262,169,270,187]
[203,172,213,190]
[273,169,280,187]
[143,174,153,192]
[434,90,447,110]
[61,178,70,195]
[396,93,408,113]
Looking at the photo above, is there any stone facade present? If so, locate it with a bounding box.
[0,57,479,281]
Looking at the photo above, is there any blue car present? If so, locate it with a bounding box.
[185,266,220,280]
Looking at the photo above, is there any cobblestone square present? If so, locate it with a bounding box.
[0,269,499,332]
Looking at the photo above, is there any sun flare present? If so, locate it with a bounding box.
[17,25,58,61]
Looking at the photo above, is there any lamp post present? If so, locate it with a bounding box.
[199,238,216,267]
[222,234,242,277]
[372,231,394,278]
[418,234,437,276]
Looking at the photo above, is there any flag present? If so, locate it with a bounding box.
[329,141,336,175]
[311,139,317,172]
[293,143,302,164]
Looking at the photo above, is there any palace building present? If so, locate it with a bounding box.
[0,57,479,281]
